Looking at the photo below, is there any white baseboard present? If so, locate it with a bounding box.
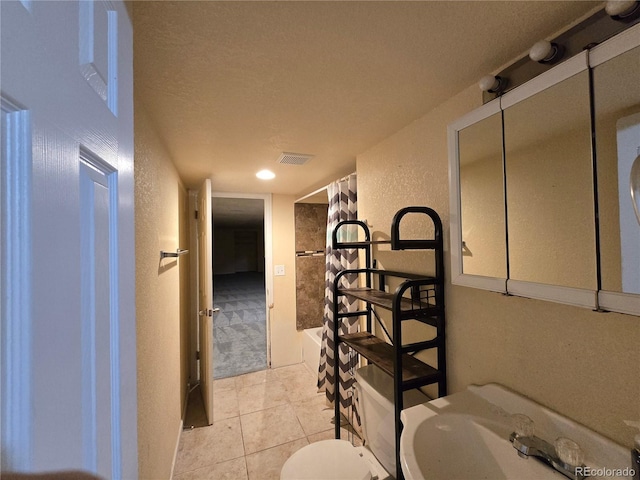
[170,382,191,479]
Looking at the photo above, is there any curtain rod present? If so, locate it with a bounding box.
[294,172,356,203]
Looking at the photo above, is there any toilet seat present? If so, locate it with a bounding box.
[280,440,372,480]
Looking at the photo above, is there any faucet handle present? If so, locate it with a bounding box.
[512,413,535,437]
[555,437,585,467]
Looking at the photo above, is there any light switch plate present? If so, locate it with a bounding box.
[274,264,285,276]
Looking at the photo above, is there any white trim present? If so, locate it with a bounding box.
[79,1,106,105]
[78,150,122,477]
[598,290,640,316]
[188,191,199,383]
[19,0,32,12]
[295,185,327,204]
[294,171,356,204]
[448,122,463,282]
[507,280,597,309]
[501,51,589,109]
[169,416,184,480]
[452,273,507,293]
[79,160,99,473]
[1,101,33,471]
[170,383,191,480]
[589,23,640,68]
[109,173,122,479]
[211,191,274,367]
[107,9,118,116]
[449,98,501,132]
[448,98,504,294]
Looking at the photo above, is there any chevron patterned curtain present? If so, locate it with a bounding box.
[317,173,361,429]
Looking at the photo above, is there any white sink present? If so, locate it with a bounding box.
[400,384,632,480]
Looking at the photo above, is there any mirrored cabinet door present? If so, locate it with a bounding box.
[592,32,640,315]
[503,67,596,291]
[459,111,507,279]
[449,100,508,292]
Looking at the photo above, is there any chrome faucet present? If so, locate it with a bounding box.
[510,414,586,480]
[510,432,586,480]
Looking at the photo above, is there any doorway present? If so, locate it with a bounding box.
[211,195,272,378]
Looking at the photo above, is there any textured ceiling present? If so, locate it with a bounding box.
[133,1,599,197]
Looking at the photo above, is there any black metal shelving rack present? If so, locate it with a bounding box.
[332,206,447,480]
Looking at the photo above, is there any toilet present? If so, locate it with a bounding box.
[280,364,428,479]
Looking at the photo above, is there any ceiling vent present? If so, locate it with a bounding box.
[277,152,314,166]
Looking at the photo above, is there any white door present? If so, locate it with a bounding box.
[1,1,137,477]
[197,179,215,425]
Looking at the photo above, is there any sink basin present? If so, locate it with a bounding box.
[401,412,563,479]
[400,384,632,480]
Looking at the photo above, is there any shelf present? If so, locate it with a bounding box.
[391,239,440,250]
[338,287,441,321]
[334,240,391,249]
[336,239,440,250]
[332,207,447,480]
[340,332,442,388]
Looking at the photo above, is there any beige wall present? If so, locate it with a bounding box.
[135,102,191,479]
[270,194,304,367]
[357,85,640,448]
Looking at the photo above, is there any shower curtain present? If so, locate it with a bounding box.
[317,173,361,429]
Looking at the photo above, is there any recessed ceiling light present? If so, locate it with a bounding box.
[256,169,275,180]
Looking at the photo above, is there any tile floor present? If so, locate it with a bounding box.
[173,363,361,480]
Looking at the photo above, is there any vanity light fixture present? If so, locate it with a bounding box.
[256,169,275,180]
[605,0,640,20]
[529,40,564,64]
[478,75,507,94]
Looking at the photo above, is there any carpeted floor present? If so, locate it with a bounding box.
[212,272,267,379]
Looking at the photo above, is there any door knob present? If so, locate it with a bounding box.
[199,308,220,317]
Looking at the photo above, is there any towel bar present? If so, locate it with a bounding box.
[160,249,189,259]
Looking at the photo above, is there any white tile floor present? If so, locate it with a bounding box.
[173,363,360,480]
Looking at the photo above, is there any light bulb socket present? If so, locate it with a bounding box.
[478,75,507,94]
[605,0,640,20]
[529,40,564,64]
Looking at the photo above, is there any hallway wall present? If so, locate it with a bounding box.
[135,102,191,479]
[270,194,302,367]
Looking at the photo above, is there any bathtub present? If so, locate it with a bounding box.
[302,326,322,376]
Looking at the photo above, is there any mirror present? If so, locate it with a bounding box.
[459,112,507,279]
[593,41,640,313]
[503,68,596,290]
[450,26,640,314]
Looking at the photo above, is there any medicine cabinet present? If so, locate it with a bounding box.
[448,24,640,315]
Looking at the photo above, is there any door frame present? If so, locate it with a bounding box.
[188,192,273,382]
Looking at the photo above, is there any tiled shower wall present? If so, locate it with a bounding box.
[294,203,328,331]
